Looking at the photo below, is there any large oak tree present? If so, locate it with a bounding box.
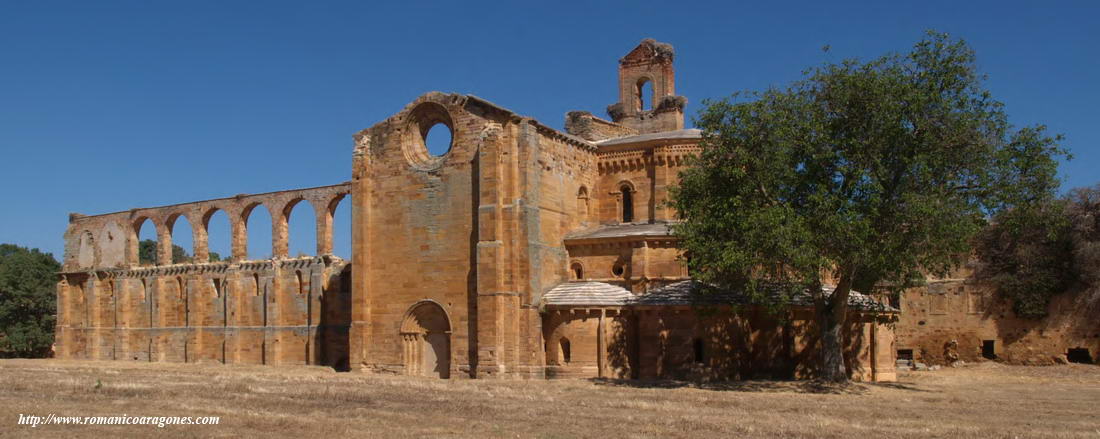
[670,32,1067,381]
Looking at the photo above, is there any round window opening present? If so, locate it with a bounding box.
[403,102,456,168]
[424,122,453,157]
[612,263,625,277]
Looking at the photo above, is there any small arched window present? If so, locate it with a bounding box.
[177,277,185,302]
[621,185,633,223]
[296,270,305,295]
[636,78,652,111]
[570,263,584,280]
[559,338,571,364]
[253,273,261,296]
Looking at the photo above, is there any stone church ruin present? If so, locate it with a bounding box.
[69,38,1098,382]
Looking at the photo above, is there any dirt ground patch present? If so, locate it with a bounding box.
[0,359,1097,438]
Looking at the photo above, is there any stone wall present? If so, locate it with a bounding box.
[542,306,896,382]
[564,111,638,142]
[349,92,601,378]
[564,239,687,294]
[895,274,1100,366]
[596,144,696,225]
[56,184,353,368]
[56,257,351,367]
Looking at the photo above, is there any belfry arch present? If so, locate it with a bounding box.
[399,301,452,379]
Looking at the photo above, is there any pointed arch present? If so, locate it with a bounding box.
[131,217,159,266]
[97,221,125,267]
[77,230,96,269]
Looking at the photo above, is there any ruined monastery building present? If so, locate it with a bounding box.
[55,39,1097,381]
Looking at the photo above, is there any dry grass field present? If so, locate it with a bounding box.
[0,359,1097,438]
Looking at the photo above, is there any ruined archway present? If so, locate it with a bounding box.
[284,198,316,258]
[399,301,451,378]
[77,230,96,269]
[244,203,273,260]
[330,195,351,259]
[202,208,232,263]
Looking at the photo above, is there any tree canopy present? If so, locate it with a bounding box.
[137,239,220,265]
[976,184,1100,318]
[0,244,60,358]
[670,31,1068,381]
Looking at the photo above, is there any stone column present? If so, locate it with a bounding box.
[192,213,210,263]
[55,278,70,358]
[156,221,172,266]
[475,122,507,377]
[349,132,372,369]
[873,320,898,382]
[230,212,247,262]
[653,149,670,221]
[271,204,289,259]
[597,309,606,378]
[314,198,334,255]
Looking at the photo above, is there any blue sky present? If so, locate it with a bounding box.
[1,1,1097,261]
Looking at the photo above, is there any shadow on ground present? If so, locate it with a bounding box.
[591,377,931,395]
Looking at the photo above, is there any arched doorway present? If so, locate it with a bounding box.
[400,301,451,378]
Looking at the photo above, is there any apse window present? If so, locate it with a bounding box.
[620,185,633,223]
[424,122,452,157]
[571,263,584,280]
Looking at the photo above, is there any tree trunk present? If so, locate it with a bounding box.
[817,277,852,382]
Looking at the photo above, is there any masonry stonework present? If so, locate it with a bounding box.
[893,264,1100,366]
[56,39,899,382]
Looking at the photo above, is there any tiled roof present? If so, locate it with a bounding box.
[541,279,897,312]
[595,129,702,147]
[632,280,898,312]
[564,222,675,241]
[542,282,634,306]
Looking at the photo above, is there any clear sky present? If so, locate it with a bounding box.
[1,1,1097,261]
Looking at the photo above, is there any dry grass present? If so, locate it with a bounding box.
[0,359,1098,438]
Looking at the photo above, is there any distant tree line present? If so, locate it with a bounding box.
[0,239,231,358]
[137,239,221,265]
[0,244,59,358]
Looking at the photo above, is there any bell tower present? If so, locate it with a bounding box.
[606,38,686,134]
